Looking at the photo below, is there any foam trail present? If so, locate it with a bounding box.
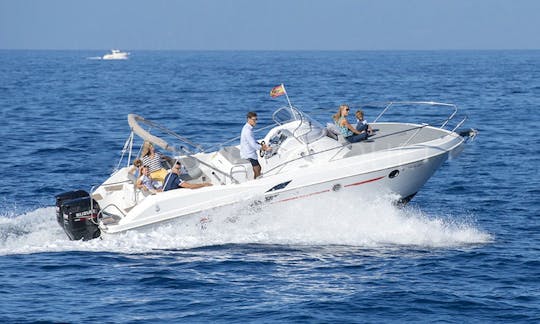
[193,192,492,248]
[0,192,492,255]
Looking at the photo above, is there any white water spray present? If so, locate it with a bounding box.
[0,192,492,255]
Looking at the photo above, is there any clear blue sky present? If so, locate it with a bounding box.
[1,0,539,50]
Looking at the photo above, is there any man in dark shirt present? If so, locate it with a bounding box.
[163,162,212,191]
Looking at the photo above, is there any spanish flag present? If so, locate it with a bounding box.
[270,84,286,98]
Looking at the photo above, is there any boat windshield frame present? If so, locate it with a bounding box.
[272,105,326,144]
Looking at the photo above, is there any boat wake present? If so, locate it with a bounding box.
[0,192,492,255]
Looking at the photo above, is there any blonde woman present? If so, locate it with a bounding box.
[141,141,168,182]
[332,104,368,143]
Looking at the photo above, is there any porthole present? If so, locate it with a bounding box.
[389,170,400,178]
[332,184,342,192]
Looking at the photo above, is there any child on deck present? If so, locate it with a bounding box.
[137,165,163,194]
[355,109,373,139]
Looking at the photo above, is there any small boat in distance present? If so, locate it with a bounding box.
[102,49,129,60]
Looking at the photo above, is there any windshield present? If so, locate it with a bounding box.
[272,106,325,144]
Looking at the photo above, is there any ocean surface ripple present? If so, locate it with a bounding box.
[0,50,539,323]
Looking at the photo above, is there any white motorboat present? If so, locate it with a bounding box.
[55,101,477,240]
[102,49,129,60]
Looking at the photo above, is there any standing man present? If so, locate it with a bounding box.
[240,111,270,179]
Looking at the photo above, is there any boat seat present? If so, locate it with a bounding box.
[325,123,350,145]
[326,123,339,140]
[219,146,248,164]
[178,156,203,180]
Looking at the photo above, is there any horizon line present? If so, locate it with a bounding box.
[1,48,540,52]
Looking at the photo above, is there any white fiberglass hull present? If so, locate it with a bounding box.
[99,140,458,236]
[57,101,476,241]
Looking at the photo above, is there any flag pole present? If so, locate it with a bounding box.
[282,83,293,109]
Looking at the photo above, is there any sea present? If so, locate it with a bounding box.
[0,50,539,323]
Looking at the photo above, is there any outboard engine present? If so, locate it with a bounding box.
[55,190,101,241]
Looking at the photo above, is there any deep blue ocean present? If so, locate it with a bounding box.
[1,50,539,323]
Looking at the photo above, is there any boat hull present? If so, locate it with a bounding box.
[99,147,452,236]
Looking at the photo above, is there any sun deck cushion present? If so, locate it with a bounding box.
[219,146,248,164]
[326,123,339,140]
[326,123,350,144]
[326,129,338,140]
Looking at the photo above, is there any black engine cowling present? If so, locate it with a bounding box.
[55,190,101,241]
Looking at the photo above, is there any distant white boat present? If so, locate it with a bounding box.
[102,49,129,60]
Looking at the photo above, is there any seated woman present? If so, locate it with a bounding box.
[136,165,163,194]
[141,141,171,182]
[332,104,369,143]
